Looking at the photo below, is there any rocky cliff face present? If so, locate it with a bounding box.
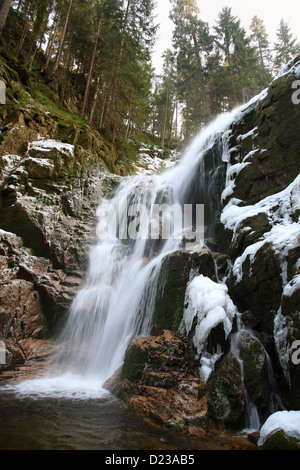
[111,58,300,446]
[0,104,120,371]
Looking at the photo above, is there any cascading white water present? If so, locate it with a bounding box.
[11,105,252,398]
[54,110,242,382]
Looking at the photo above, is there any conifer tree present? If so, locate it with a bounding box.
[274,19,300,72]
[250,15,273,86]
[170,0,214,138]
[213,7,260,107]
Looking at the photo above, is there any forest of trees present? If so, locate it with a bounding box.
[0,0,300,147]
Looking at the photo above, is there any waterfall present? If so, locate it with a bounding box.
[231,329,261,432]
[48,109,243,387]
[231,323,281,432]
[12,100,266,398]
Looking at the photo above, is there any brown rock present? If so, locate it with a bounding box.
[111,330,209,436]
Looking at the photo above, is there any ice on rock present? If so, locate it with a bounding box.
[221,174,300,284]
[182,275,237,381]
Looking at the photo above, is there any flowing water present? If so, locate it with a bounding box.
[0,105,258,450]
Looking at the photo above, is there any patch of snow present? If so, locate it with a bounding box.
[237,127,258,141]
[28,139,74,156]
[0,228,18,237]
[239,88,268,112]
[199,350,223,383]
[9,126,26,133]
[276,59,300,80]
[221,174,300,284]
[24,156,55,168]
[134,150,178,175]
[258,410,300,446]
[273,307,296,385]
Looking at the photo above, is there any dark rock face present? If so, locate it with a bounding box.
[151,246,216,331]
[218,59,300,411]
[207,352,246,430]
[117,59,300,437]
[239,330,271,422]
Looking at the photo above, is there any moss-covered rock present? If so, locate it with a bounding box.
[151,246,216,331]
[262,430,300,450]
[112,330,209,437]
[239,330,270,422]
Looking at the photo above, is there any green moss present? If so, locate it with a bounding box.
[263,430,300,450]
[121,343,149,383]
[26,81,88,129]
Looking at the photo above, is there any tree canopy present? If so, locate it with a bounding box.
[1,1,299,145]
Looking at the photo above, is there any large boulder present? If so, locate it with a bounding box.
[151,246,216,331]
[207,351,245,430]
[110,329,209,437]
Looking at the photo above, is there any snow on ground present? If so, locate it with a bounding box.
[134,147,179,175]
[258,410,300,446]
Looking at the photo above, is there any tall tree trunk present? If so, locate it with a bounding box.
[81,13,102,116]
[52,0,73,75]
[107,0,131,140]
[43,14,58,71]
[89,75,101,123]
[99,82,110,129]
[16,0,32,56]
[0,0,11,35]
[161,87,170,151]
[191,31,211,121]
[16,19,30,56]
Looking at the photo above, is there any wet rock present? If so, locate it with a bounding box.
[216,60,300,415]
[151,246,216,331]
[207,352,246,431]
[239,330,270,422]
[227,242,284,336]
[261,430,300,450]
[112,330,208,436]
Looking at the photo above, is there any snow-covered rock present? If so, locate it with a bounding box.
[258,411,300,447]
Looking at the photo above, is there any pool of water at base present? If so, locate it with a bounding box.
[0,379,256,451]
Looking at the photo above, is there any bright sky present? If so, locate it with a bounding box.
[152,0,300,73]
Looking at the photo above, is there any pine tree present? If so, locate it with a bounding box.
[170,0,214,138]
[80,0,103,116]
[274,19,300,72]
[213,7,260,108]
[51,0,73,75]
[152,49,178,148]
[250,15,273,86]
[106,0,157,141]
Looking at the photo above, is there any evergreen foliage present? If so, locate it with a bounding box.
[0,1,299,147]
